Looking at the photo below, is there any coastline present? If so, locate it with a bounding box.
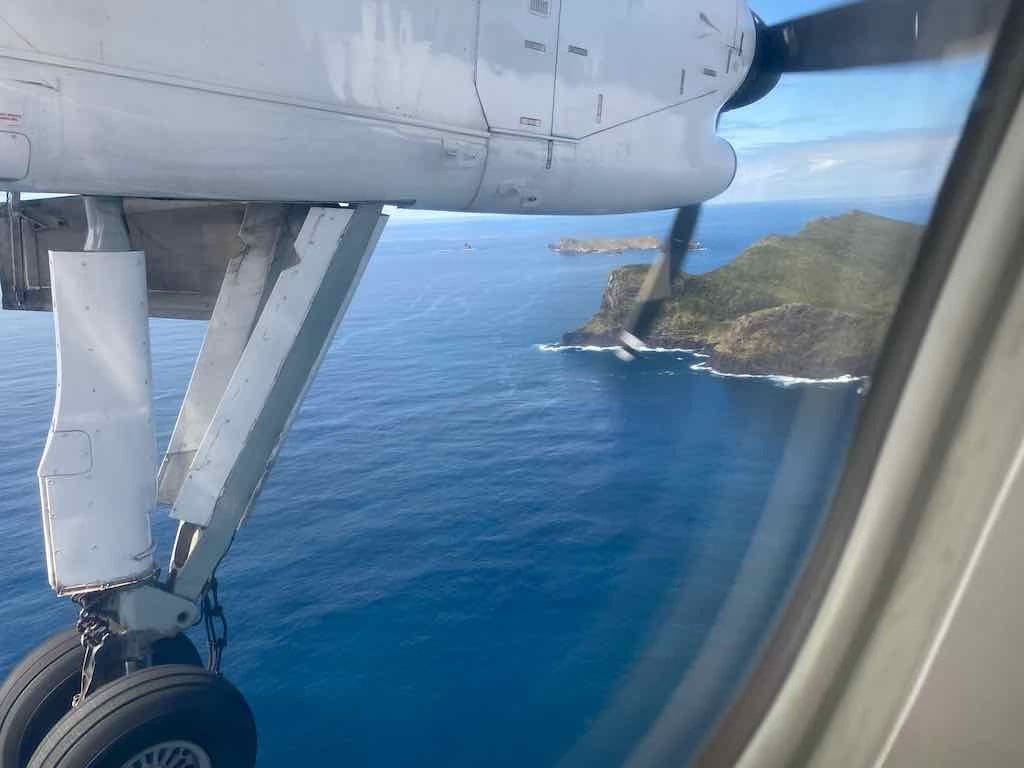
[549,235,704,254]
[558,212,921,381]
[537,343,865,388]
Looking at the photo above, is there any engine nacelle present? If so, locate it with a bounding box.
[0,0,755,213]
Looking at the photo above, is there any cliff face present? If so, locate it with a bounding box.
[562,211,922,378]
[708,303,885,377]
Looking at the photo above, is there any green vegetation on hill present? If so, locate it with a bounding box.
[562,211,922,377]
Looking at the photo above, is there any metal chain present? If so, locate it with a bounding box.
[72,581,228,697]
[202,577,228,673]
[73,603,112,707]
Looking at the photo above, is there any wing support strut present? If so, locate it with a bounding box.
[156,203,287,505]
[163,204,386,604]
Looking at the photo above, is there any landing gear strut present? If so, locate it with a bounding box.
[1,197,387,766]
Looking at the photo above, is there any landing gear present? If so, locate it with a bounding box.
[0,196,387,764]
[0,630,201,768]
[26,666,256,768]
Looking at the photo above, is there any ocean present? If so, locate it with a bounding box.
[0,197,930,766]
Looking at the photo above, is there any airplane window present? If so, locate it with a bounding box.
[0,2,1006,767]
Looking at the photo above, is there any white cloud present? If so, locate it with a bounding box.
[807,156,843,173]
[714,130,960,203]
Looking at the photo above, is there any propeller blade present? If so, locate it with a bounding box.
[769,0,1008,73]
[617,205,701,360]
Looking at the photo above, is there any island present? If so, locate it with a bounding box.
[549,235,702,254]
[561,211,922,378]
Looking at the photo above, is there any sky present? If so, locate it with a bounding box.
[715,0,990,203]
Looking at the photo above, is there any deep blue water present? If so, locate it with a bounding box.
[0,197,929,766]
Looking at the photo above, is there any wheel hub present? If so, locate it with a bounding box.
[119,739,213,768]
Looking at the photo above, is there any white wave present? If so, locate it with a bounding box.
[688,361,864,388]
[538,344,864,388]
[537,343,621,353]
[536,343,700,354]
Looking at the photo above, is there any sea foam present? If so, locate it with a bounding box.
[688,361,863,388]
[537,344,862,388]
[536,343,700,354]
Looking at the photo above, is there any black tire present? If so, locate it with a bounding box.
[27,666,256,768]
[0,629,202,768]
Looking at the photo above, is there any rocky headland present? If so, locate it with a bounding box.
[561,211,922,378]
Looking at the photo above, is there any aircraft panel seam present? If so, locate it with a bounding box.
[0,49,492,141]
[555,90,718,141]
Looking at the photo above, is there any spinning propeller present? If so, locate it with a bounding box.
[616,0,1008,358]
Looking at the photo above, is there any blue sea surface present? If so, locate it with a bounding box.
[0,198,929,766]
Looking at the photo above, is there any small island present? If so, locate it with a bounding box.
[549,235,702,254]
[561,211,922,378]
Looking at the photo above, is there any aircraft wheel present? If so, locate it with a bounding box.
[0,629,202,768]
[27,666,256,768]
